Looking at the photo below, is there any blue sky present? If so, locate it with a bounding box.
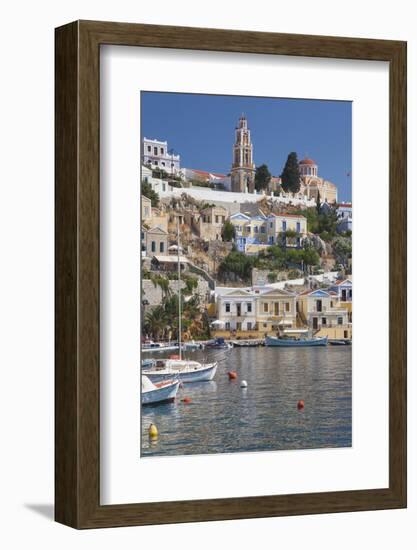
[141,92,352,201]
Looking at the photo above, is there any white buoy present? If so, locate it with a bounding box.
[240,380,248,388]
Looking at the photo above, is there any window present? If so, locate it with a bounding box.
[154,146,158,155]
[296,222,301,232]
[246,226,251,233]
[247,302,252,313]
[225,322,230,331]
[338,317,343,325]
[225,303,231,313]
[322,317,327,326]
[215,215,219,223]
[282,220,287,231]
[154,160,158,166]
[141,232,145,240]
[247,322,252,331]
[161,162,165,167]
[254,226,259,233]
[151,241,156,253]
[263,303,269,313]
[236,322,242,331]
[285,302,290,312]
[261,226,266,233]
[270,222,273,228]
[147,145,151,152]
[160,147,164,154]
[160,242,164,253]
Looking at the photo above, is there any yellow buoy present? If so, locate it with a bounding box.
[148,423,159,438]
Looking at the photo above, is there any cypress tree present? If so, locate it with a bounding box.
[280,152,301,193]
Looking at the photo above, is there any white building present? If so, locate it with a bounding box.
[141,165,176,194]
[336,202,352,233]
[142,138,181,175]
[217,289,258,332]
[180,168,231,190]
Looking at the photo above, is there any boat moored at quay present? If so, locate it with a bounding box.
[265,334,328,347]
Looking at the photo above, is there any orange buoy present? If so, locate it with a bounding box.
[228,371,238,380]
[181,397,192,404]
[297,400,305,410]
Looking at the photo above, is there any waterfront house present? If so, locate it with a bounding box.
[297,288,351,339]
[255,287,297,334]
[328,278,352,322]
[215,286,297,337]
[141,226,169,257]
[216,289,258,334]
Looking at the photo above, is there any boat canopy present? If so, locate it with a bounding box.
[282,328,309,334]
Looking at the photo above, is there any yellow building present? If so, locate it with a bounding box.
[298,157,338,204]
[255,288,297,335]
[214,286,296,338]
[297,288,351,340]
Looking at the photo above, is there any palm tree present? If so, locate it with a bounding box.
[144,306,166,340]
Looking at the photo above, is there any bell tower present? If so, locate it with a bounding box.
[231,115,255,193]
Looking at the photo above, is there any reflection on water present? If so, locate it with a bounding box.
[141,346,352,457]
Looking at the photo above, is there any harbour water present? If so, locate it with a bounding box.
[141,346,352,457]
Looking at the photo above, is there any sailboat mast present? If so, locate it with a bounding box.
[177,220,182,360]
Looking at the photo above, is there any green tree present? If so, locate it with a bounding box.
[254,164,272,192]
[143,306,166,340]
[302,247,320,268]
[221,220,236,242]
[332,236,352,267]
[280,152,301,193]
[316,190,321,215]
[141,180,159,207]
[267,272,277,283]
[218,250,254,283]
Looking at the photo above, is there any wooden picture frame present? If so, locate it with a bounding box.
[55,20,407,529]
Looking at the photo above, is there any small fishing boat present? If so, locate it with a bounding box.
[141,341,180,353]
[205,337,233,350]
[182,340,205,351]
[232,340,261,348]
[141,358,155,369]
[265,335,328,347]
[329,339,352,346]
[145,359,218,383]
[141,375,180,405]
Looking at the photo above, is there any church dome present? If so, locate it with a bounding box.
[299,157,317,166]
[299,157,318,177]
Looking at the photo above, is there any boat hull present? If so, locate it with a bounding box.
[145,362,217,383]
[141,380,180,405]
[265,336,328,347]
[142,344,179,354]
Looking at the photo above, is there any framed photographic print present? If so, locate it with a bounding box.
[55,20,406,528]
